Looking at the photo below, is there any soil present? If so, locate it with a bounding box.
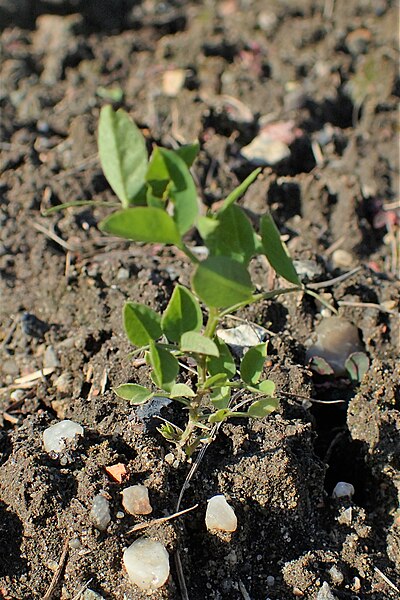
[0,1,399,599]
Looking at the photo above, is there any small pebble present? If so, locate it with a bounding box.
[305,317,363,376]
[116,511,125,519]
[90,494,111,531]
[241,134,290,166]
[82,590,105,600]
[332,481,355,499]
[122,485,152,515]
[328,565,344,585]
[43,419,84,454]
[43,345,60,369]
[117,267,130,280]
[54,372,73,394]
[317,582,337,600]
[123,538,169,590]
[69,538,81,549]
[205,495,237,532]
[266,575,275,586]
[331,249,354,269]
[162,69,186,97]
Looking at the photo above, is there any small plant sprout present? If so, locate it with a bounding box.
[92,106,327,456]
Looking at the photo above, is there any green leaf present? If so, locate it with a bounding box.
[180,332,219,357]
[200,205,257,265]
[210,386,231,409]
[260,214,301,286]
[345,352,369,383]
[219,168,261,213]
[170,383,196,398]
[161,285,203,342]
[158,148,198,234]
[192,256,254,308]
[252,379,276,396]
[207,338,236,378]
[99,207,182,245]
[146,146,170,198]
[114,383,153,404]
[98,106,148,207]
[147,341,179,392]
[309,356,335,376]
[175,142,200,167]
[208,409,231,423]
[123,302,162,346]
[203,372,228,389]
[247,397,279,418]
[240,343,267,385]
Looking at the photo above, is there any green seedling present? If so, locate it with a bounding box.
[92,106,321,456]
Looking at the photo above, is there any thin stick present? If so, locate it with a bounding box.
[71,579,94,600]
[239,579,252,600]
[279,391,346,405]
[373,566,400,593]
[33,222,77,252]
[338,300,397,314]
[175,550,189,600]
[42,538,69,600]
[126,504,198,534]
[306,266,362,289]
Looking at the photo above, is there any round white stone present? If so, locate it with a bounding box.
[123,538,169,590]
[332,481,355,499]
[90,494,111,531]
[43,419,84,453]
[205,495,237,532]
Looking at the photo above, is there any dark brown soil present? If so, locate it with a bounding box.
[0,1,399,599]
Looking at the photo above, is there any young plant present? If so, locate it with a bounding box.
[96,106,305,456]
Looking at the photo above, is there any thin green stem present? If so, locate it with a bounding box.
[219,286,303,319]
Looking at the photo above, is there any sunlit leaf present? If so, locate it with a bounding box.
[203,373,228,389]
[207,338,236,378]
[247,397,279,418]
[260,214,301,285]
[175,142,200,167]
[180,332,219,357]
[161,285,203,342]
[158,148,198,234]
[99,207,182,245]
[123,302,162,346]
[98,106,147,207]
[170,383,196,398]
[192,256,254,308]
[199,205,257,265]
[208,409,231,423]
[114,383,153,404]
[240,343,267,385]
[147,341,179,391]
[210,386,231,409]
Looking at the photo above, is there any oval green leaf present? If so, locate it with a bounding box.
[114,383,153,405]
[170,383,196,398]
[123,302,162,347]
[99,207,182,245]
[147,341,179,392]
[180,331,219,357]
[192,256,254,308]
[207,337,236,378]
[200,205,257,265]
[159,148,199,235]
[240,343,267,385]
[98,106,148,207]
[247,397,279,418]
[260,214,301,285]
[161,285,203,342]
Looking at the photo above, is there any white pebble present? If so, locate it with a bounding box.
[90,494,111,531]
[123,538,169,590]
[122,485,152,515]
[205,495,237,532]
[332,481,355,499]
[43,419,84,453]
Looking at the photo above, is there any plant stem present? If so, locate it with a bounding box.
[219,286,303,318]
